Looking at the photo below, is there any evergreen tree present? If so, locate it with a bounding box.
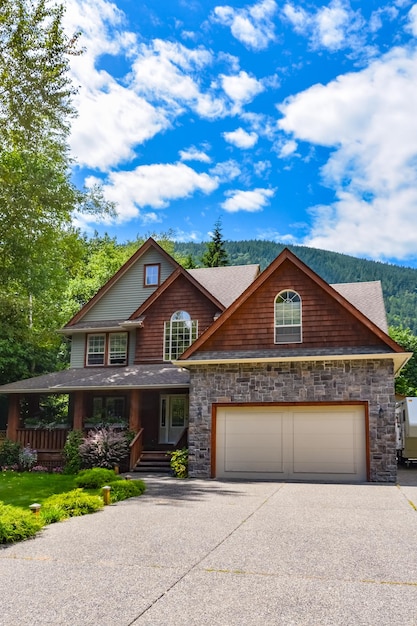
[201,219,229,267]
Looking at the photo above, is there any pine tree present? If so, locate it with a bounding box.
[201,219,229,267]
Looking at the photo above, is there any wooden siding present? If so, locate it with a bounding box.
[70,334,85,368]
[82,248,176,322]
[135,274,220,363]
[198,259,389,352]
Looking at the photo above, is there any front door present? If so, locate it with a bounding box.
[159,395,189,444]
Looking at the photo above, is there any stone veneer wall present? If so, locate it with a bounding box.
[188,359,396,483]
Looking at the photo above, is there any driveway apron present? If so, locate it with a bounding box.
[1,474,417,626]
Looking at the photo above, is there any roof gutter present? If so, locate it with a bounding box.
[175,352,413,376]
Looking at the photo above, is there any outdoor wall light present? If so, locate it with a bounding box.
[197,407,202,418]
[378,406,384,418]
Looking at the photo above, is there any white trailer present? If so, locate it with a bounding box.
[396,397,417,466]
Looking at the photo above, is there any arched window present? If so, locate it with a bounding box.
[274,290,302,343]
[164,311,198,361]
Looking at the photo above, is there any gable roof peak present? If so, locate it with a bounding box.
[64,236,180,327]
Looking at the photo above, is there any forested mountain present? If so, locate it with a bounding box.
[175,240,417,333]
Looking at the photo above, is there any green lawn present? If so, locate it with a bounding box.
[0,472,76,508]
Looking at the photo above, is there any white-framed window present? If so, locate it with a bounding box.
[144,263,160,286]
[108,333,128,365]
[86,332,128,366]
[274,290,302,343]
[164,311,198,361]
[87,334,106,365]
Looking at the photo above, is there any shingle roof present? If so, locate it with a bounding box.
[331,281,388,332]
[0,365,190,394]
[188,264,260,307]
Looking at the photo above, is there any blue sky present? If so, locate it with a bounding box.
[64,0,417,267]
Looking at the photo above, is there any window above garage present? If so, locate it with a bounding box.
[274,290,302,343]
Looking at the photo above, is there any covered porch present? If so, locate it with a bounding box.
[1,364,190,471]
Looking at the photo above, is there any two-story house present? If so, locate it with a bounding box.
[0,238,410,482]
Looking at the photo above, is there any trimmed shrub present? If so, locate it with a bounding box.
[169,448,188,478]
[40,505,67,525]
[74,468,118,489]
[79,427,129,469]
[108,479,146,503]
[0,439,21,468]
[42,489,103,518]
[0,501,43,544]
[63,429,84,474]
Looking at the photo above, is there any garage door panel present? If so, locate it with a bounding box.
[216,405,366,482]
[219,410,285,474]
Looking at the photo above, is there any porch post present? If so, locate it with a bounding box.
[129,389,141,432]
[6,394,21,441]
[73,391,84,430]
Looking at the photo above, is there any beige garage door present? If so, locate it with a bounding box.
[215,405,367,482]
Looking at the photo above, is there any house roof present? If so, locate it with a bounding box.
[331,281,388,332]
[188,264,260,307]
[179,248,408,371]
[0,365,190,394]
[128,266,226,321]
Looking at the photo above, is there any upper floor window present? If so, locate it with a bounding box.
[274,290,302,343]
[164,311,198,361]
[144,263,160,287]
[86,332,128,366]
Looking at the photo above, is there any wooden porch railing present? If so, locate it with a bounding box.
[129,427,144,471]
[16,428,70,451]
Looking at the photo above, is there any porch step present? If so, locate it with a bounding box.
[132,450,172,473]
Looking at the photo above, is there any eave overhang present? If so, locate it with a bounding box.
[175,351,412,376]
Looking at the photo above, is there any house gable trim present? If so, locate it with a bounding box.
[65,238,180,327]
[179,248,404,359]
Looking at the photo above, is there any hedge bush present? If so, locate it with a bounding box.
[169,448,188,478]
[74,468,118,489]
[42,489,103,518]
[0,501,43,543]
[108,479,146,503]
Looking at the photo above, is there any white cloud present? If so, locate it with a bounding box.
[131,39,227,119]
[278,46,417,260]
[223,128,259,148]
[98,163,219,221]
[282,0,365,53]
[220,71,265,109]
[278,139,297,157]
[209,160,241,182]
[222,187,275,212]
[407,4,417,35]
[179,147,212,163]
[71,83,167,170]
[213,0,277,51]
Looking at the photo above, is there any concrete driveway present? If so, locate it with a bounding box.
[1,471,417,626]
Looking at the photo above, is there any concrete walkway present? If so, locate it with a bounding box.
[1,471,417,626]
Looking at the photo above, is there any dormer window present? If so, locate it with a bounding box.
[86,332,128,366]
[144,263,160,287]
[274,290,302,343]
[164,311,198,361]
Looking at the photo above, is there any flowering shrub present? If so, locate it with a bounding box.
[79,427,129,469]
[18,445,37,471]
[30,465,48,473]
[52,466,63,473]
